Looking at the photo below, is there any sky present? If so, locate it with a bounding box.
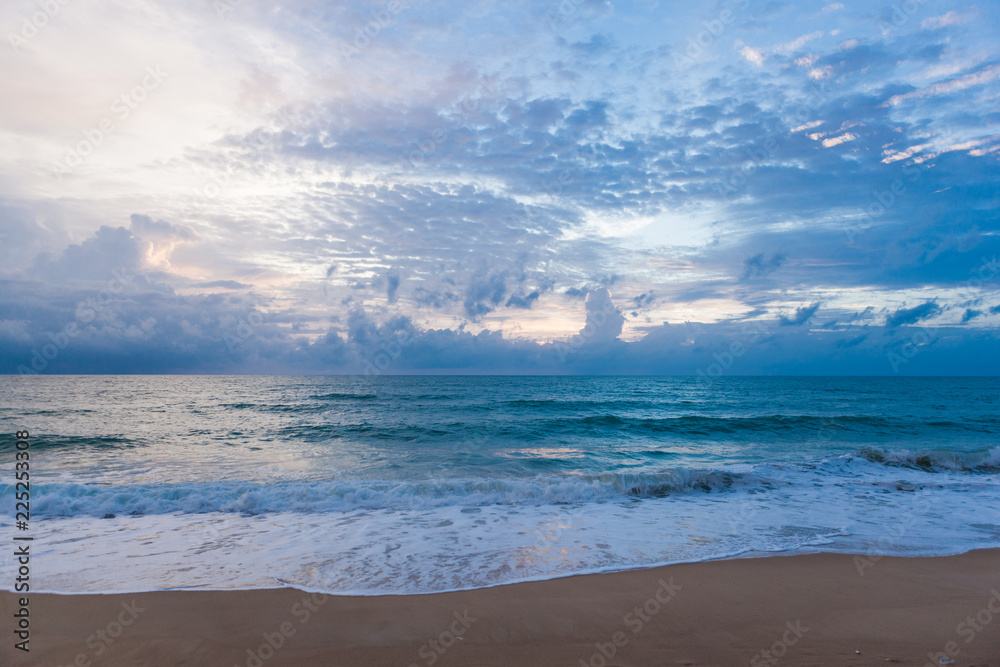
[0,0,998,375]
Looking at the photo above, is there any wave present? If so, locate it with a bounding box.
[308,393,379,401]
[267,412,1000,443]
[539,414,1000,436]
[849,446,1000,472]
[4,468,757,518]
[0,435,142,451]
[9,446,997,518]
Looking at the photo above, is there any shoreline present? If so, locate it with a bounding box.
[8,545,990,598]
[4,549,999,666]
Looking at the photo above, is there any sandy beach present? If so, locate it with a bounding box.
[4,549,999,666]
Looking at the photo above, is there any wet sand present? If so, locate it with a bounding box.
[3,549,999,666]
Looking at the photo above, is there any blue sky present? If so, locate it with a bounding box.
[1,0,998,374]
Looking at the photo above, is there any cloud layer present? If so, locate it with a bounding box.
[0,0,998,374]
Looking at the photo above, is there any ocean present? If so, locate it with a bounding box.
[1,375,998,595]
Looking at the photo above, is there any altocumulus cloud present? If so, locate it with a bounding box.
[0,0,998,374]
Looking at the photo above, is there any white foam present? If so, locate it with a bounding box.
[4,463,998,595]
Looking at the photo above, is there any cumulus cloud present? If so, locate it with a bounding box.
[581,288,625,344]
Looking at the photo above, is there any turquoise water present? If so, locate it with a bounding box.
[1,375,998,593]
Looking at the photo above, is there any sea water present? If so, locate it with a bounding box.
[1,375,997,594]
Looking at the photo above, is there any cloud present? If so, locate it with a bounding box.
[808,66,833,80]
[821,132,858,147]
[921,12,973,30]
[779,302,820,327]
[463,272,508,319]
[195,280,253,290]
[505,290,541,309]
[386,272,401,304]
[736,41,765,67]
[30,226,145,285]
[961,308,983,323]
[577,288,624,345]
[885,302,942,328]
[883,64,1000,107]
[631,291,657,311]
[1,0,998,375]
[2,275,998,376]
[741,253,786,280]
[773,31,824,56]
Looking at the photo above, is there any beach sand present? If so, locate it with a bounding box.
[4,549,999,666]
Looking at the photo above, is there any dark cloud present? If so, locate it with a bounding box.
[961,308,983,322]
[505,290,540,309]
[631,292,657,310]
[779,302,820,327]
[30,226,144,284]
[2,276,997,376]
[741,253,786,280]
[885,302,942,328]
[463,272,507,318]
[386,272,401,304]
